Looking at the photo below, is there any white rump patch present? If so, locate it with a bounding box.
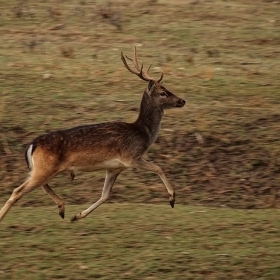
[26,144,34,170]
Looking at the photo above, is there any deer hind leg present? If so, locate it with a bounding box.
[0,176,47,222]
[70,169,123,222]
[41,184,65,219]
[131,158,176,208]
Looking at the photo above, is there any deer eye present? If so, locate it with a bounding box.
[160,92,168,97]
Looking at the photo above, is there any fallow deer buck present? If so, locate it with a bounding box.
[0,47,185,223]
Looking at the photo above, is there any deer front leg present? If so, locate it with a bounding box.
[70,169,123,222]
[41,184,65,219]
[131,158,175,208]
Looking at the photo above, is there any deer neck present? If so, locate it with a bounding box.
[134,93,163,145]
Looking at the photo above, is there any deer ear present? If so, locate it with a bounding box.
[147,80,156,95]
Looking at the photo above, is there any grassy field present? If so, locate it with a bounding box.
[0,0,280,278]
[1,204,280,279]
[1,0,280,208]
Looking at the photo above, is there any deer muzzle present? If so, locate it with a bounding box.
[176,99,186,108]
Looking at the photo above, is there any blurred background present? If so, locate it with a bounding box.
[0,0,280,279]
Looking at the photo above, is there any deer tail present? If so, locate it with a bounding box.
[25,143,37,170]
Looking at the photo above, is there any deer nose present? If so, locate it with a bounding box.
[177,99,186,107]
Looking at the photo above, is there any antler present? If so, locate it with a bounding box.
[121,47,163,83]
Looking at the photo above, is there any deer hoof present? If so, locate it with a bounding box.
[59,211,65,219]
[169,192,175,208]
[69,170,75,182]
[58,204,65,219]
[70,215,79,222]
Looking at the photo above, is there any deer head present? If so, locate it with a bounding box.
[121,47,185,111]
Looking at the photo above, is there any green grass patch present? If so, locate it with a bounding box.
[0,203,280,279]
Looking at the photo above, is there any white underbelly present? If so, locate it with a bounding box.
[70,159,126,172]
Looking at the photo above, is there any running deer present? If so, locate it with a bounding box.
[0,47,185,223]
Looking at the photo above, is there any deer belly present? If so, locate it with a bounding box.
[70,159,126,172]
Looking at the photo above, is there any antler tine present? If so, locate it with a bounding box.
[121,49,151,82]
[132,46,155,81]
[142,62,157,82]
[121,51,140,76]
[132,47,141,71]
[121,47,164,83]
[140,62,152,81]
[158,71,164,83]
[124,49,144,73]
